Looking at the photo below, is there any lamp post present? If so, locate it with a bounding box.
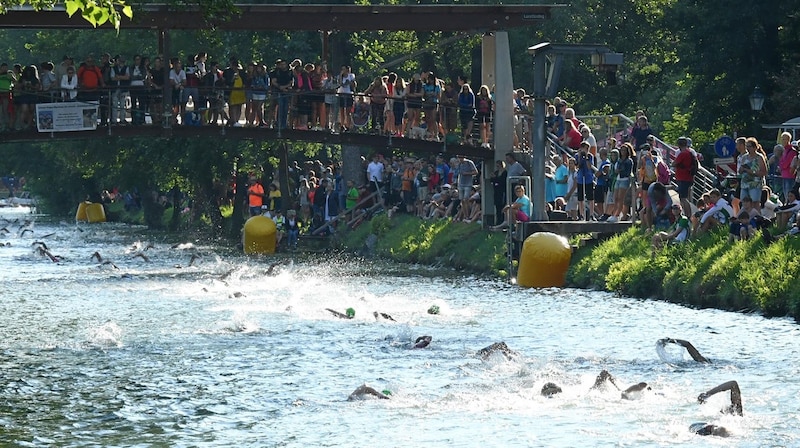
[748,86,765,137]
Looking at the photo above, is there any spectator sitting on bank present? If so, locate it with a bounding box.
[428,186,460,220]
[693,189,733,236]
[640,181,672,229]
[760,186,782,220]
[775,188,800,229]
[651,203,690,254]
[463,188,482,224]
[490,184,531,231]
[728,210,750,242]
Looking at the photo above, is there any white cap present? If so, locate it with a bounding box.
[442,184,451,189]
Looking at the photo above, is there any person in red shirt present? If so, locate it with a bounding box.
[673,136,695,217]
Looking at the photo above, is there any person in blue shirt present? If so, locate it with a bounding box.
[553,155,569,199]
[490,184,531,231]
[575,141,596,220]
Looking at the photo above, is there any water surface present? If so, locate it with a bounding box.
[0,207,797,447]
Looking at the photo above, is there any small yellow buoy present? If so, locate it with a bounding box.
[85,202,106,223]
[517,232,571,288]
[76,201,90,222]
[243,215,277,254]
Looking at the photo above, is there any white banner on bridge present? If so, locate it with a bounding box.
[35,102,99,132]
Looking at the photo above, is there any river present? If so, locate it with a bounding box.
[0,206,797,447]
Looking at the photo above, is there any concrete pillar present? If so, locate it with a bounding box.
[342,144,364,188]
[481,31,515,226]
[531,49,548,221]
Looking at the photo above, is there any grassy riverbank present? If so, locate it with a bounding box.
[568,227,800,320]
[336,214,508,276]
[336,213,800,321]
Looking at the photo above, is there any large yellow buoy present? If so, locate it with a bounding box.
[517,232,572,288]
[243,215,277,254]
[85,203,106,223]
[76,201,90,222]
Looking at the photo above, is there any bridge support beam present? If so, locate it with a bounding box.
[481,31,514,226]
[342,144,364,194]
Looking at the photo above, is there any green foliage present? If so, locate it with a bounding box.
[570,226,800,319]
[341,214,506,275]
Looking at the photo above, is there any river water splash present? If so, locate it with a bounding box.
[0,207,797,447]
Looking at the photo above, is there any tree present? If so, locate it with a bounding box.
[0,0,132,30]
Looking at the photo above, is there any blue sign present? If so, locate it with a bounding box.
[714,136,736,158]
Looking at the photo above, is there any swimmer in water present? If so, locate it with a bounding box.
[34,244,61,262]
[543,370,649,399]
[657,338,710,363]
[540,382,563,397]
[373,311,396,322]
[690,381,742,437]
[698,380,742,416]
[348,384,391,401]
[412,335,432,349]
[477,342,517,360]
[591,369,650,400]
[326,307,356,319]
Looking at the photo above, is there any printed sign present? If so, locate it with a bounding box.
[36,102,98,132]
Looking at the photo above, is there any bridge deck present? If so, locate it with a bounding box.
[0,126,495,159]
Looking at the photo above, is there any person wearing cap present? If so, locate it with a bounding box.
[348,384,390,401]
[673,137,695,218]
[651,203,690,254]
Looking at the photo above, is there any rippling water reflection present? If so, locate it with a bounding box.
[0,207,798,447]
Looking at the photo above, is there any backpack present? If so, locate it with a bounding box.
[656,160,671,184]
[690,151,699,177]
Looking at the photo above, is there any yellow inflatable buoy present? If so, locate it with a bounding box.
[85,202,106,223]
[243,215,277,254]
[76,201,90,222]
[517,232,572,288]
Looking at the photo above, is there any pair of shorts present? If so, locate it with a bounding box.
[516,209,529,222]
[576,183,594,201]
[595,184,608,204]
[676,180,693,199]
[252,93,267,101]
[615,177,631,189]
[339,94,353,109]
[458,185,472,200]
[417,186,428,202]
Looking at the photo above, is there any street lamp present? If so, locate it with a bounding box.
[749,86,765,112]
[748,86,765,137]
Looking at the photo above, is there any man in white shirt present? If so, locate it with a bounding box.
[366,154,385,197]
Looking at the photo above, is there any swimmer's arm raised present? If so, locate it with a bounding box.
[698,381,742,416]
[673,339,710,363]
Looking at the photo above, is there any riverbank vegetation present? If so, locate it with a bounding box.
[337,214,507,276]
[568,228,800,321]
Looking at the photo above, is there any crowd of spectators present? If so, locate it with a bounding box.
[0,52,543,153]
